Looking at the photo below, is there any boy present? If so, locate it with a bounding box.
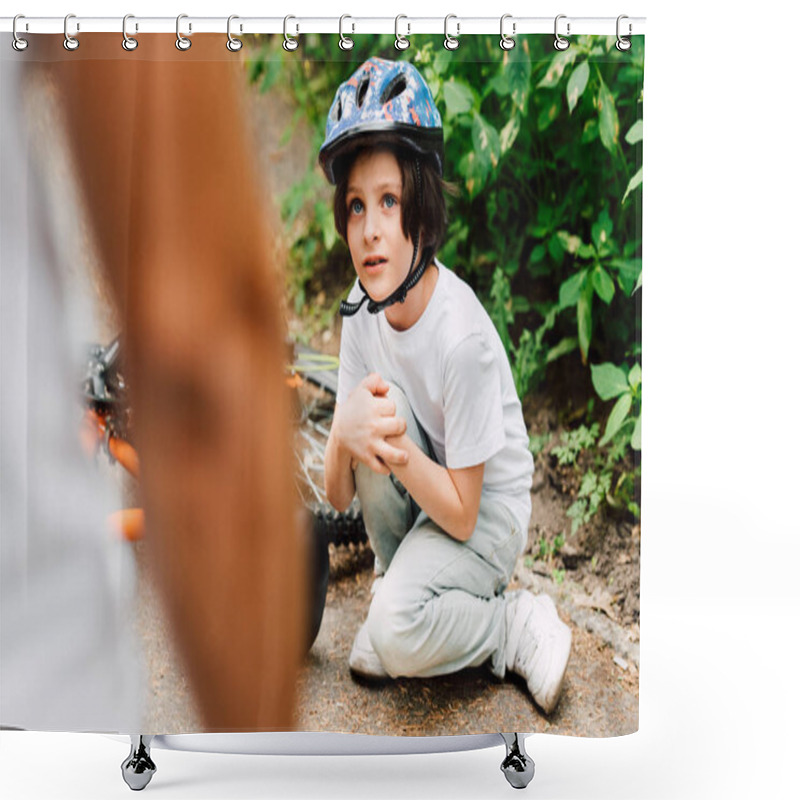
[320,58,571,714]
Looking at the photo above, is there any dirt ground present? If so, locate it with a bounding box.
[137,535,639,737]
[136,351,640,738]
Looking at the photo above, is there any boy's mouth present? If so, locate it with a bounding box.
[363,256,387,269]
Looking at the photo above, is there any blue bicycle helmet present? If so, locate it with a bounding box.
[319,57,444,185]
[320,58,444,318]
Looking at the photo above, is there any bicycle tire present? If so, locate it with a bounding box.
[311,503,368,548]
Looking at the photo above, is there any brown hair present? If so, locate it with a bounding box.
[332,135,457,255]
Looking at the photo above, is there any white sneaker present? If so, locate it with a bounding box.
[505,591,572,714]
[348,621,389,680]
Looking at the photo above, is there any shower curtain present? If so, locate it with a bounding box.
[1,24,643,742]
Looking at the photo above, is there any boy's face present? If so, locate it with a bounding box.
[345,148,416,303]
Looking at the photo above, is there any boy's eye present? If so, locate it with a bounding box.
[350,199,364,215]
[383,195,397,209]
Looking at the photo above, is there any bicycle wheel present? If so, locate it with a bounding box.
[291,373,367,549]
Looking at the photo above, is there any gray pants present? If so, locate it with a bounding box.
[354,384,524,680]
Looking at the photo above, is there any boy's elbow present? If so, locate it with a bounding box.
[452,515,478,542]
[329,495,352,514]
[324,481,353,514]
[324,471,355,513]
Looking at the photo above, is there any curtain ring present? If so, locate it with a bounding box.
[283,15,299,51]
[176,14,191,51]
[616,15,632,51]
[394,15,410,51]
[499,14,515,51]
[554,14,570,51]
[227,15,243,51]
[63,13,79,51]
[12,15,29,52]
[122,14,138,51]
[339,15,354,50]
[444,14,460,51]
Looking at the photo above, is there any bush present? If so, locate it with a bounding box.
[247,34,643,528]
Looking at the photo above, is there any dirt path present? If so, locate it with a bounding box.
[137,543,638,737]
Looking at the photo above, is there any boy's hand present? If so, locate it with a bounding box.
[333,373,408,475]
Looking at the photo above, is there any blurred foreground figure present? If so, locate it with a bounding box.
[0,34,304,733]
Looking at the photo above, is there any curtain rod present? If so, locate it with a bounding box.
[1,16,646,37]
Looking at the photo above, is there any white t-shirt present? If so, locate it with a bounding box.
[337,260,534,534]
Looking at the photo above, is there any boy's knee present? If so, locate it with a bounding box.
[383,382,413,424]
[382,383,428,455]
[366,587,428,677]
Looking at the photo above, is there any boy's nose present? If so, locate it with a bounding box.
[363,208,380,241]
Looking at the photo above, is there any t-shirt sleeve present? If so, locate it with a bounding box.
[443,332,506,469]
[336,316,367,405]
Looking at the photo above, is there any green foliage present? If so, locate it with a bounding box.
[246,35,643,517]
[538,533,565,561]
[527,431,552,458]
[552,418,640,534]
[567,469,613,533]
[591,361,641,450]
[551,423,600,466]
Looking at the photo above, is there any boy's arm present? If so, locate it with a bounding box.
[388,434,484,542]
[324,408,357,512]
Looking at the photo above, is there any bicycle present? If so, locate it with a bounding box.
[81,336,367,648]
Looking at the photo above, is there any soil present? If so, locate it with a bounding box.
[134,327,641,737]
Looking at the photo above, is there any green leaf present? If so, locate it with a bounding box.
[608,258,642,296]
[600,392,633,446]
[625,119,644,145]
[628,363,642,391]
[507,46,533,112]
[487,72,511,97]
[577,284,593,362]
[537,48,578,88]
[597,80,620,153]
[582,118,599,144]
[631,415,642,450]
[592,267,616,304]
[443,80,474,116]
[258,59,282,93]
[566,61,590,114]
[489,267,513,349]
[548,233,565,264]
[622,166,643,204]
[591,208,614,250]
[591,363,629,400]
[457,150,488,198]
[472,114,502,169]
[433,48,453,76]
[247,57,264,84]
[546,337,578,363]
[537,100,560,132]
[499,114,521,155]
[559,270,586,309]
[528,243,546,264]
[321,210,337,251]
